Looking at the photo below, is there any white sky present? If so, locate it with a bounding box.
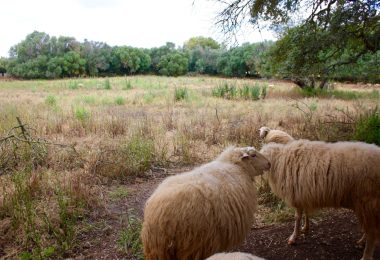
[0,0,276,57]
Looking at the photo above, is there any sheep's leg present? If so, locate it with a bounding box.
[357,233,366,246]
[360,232,375,260]
[288,208,302,245]
[301,214,309,234]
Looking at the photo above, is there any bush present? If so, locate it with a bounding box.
[45,95,57,106]
[74,106,90,121]
[123,80,133,90]
[354,108,380,145]
[104,79,111,90]
[212,83,237,99]
[115,96,126,105]
[174,87,188,101]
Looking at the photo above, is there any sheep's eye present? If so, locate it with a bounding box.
[250,154,256,158]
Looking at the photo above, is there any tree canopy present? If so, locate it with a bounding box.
[215,0,380,88]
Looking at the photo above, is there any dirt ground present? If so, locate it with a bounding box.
[72,170,380,260]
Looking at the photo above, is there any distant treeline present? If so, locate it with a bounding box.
[0,31,379,83]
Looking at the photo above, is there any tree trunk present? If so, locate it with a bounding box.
[292,78,307,89]
[319,78,328,89]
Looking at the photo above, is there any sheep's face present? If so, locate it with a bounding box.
[239,147,271,176]
[259,127,270,139]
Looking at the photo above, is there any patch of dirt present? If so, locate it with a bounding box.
[72,170,380,260]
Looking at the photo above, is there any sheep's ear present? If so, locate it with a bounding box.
[241,153,250,160]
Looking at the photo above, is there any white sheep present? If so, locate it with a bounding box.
[206,252,264,260]
[260,140,380,260]
[141,146,271,260]
[259,126,294,144]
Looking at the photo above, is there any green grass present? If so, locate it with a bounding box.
[74,106,91,121]
[115,96,126,105]
[174,87,189,101]
[118,212,143,260]
[300,87,380,100]
[123,79,133,90]
[45,95,57,107]
[104,79,112,90]
[109,187,129,201]
[354,107,380,145]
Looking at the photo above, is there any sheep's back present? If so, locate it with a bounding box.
[142,162,257,260]
[266,140,380,211]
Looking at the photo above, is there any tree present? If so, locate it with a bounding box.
[184,36,220,50]
[112,46,151,74]
[158,51,189,76]
[214,0,380,87]
[149,42,177,73]
[0,58,8,76]
[81,40,112,76]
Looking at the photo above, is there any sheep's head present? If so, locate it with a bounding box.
[259,126,271,139]
[236,147,271,176]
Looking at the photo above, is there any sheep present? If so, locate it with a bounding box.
[206,252,264,260]
[259,126,294,144]
[260,140,380,260]
[258,126,313,232]
[141,146,271,260]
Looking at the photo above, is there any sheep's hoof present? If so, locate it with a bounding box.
[287,236,297,245]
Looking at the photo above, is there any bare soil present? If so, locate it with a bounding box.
[72,170,380,260]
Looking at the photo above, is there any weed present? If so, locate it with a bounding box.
[174,87,188,102]
[104,79,112,90]
[212,83,237,99]
[249,84,261,100]
[109,187,129,201]
[74,106,90,121]
[68,81,81,90]
[123,80,133,90]
[115,96,126,105]
[354,107,380,145]
[45,95,57,107]
[261,84,268,99]
[118,212,143,260]
[82,95,97,105]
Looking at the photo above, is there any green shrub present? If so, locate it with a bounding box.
[104,79,111,90]
[212,83,237,99]
[261,85,268,99]
[45,95,57,106]
[174,87,189,101]
[123,80,133,90]
[250,85,261,100]
[74,106,90,121]
[354,108,380,145]
[68,81,81,90]
[123,135,154,176]
[118,212,143,260]
[115,96,126,105]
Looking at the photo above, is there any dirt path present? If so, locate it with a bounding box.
[72,172,380,260]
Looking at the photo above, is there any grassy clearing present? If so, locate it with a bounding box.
[1,75,380,257]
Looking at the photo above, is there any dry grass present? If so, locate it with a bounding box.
[1,75,380,257]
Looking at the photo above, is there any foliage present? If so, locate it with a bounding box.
[0,57,8,75]
[174,87,189,101]
[118,212,143,260]
[112,46,151,74]
[214,0,380,87]
[158,51,189,76]
[183,36,220,50]
[354,108,380,145]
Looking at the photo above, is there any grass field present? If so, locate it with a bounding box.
[1,75,380,258]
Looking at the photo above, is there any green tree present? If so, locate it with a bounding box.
[214,0,380,87]
[158,51,189,76]
[184,36,220,50]
[81,40,112,76]
[0,57,8,76]
[149,42,177,73]
[112,46,151,74]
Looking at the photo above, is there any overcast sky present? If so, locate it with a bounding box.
[0,0,276,57]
